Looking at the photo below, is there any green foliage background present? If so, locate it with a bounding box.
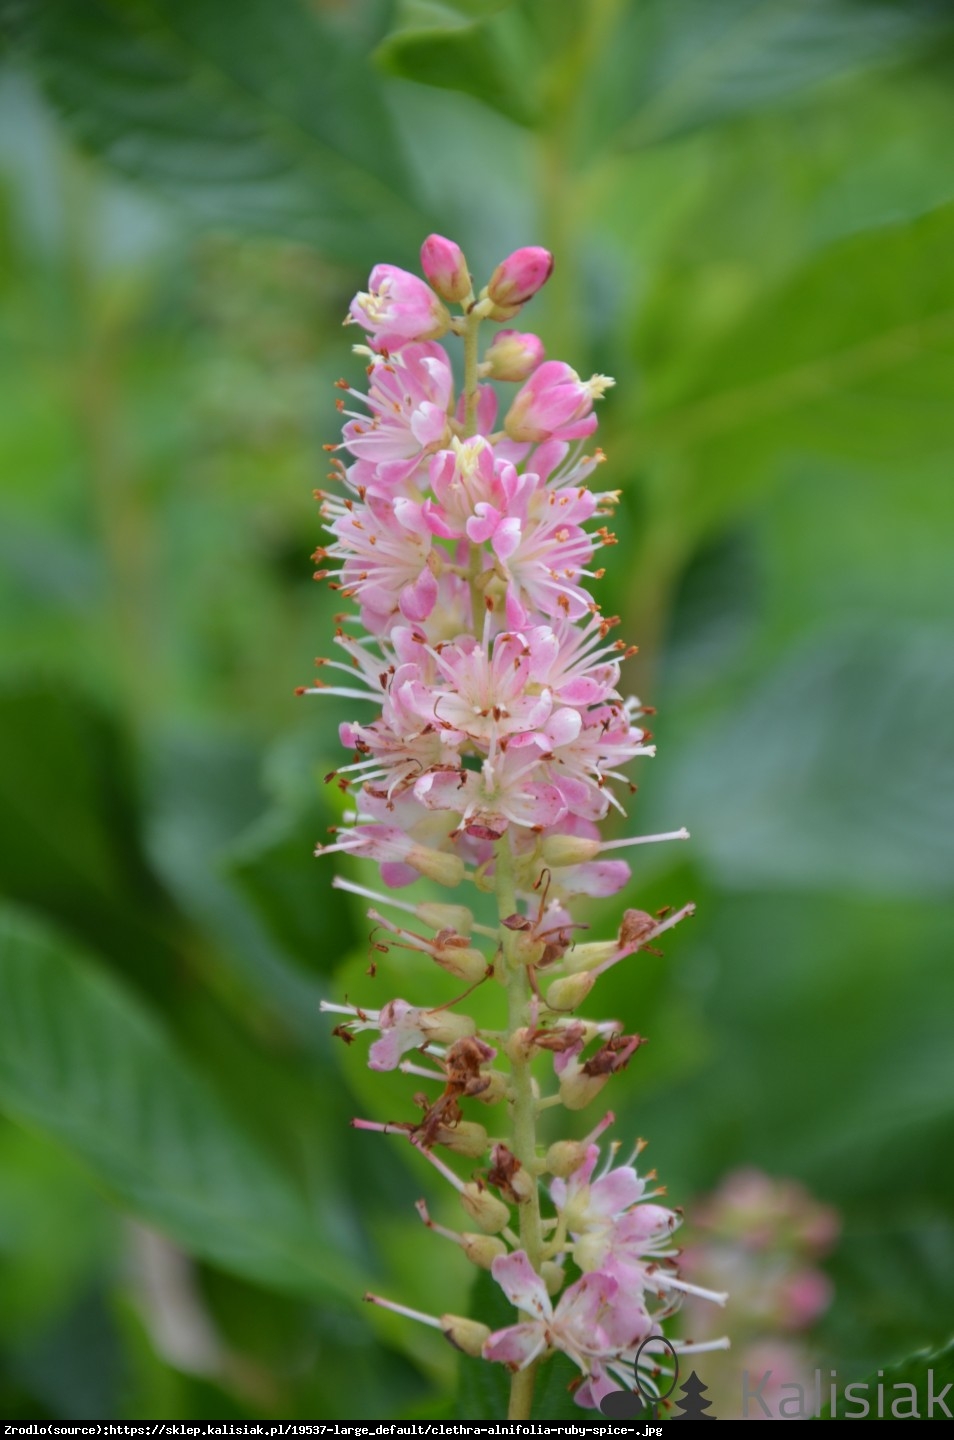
[0,0,952,1419]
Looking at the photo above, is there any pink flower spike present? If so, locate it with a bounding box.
[349,265,450,342]
[420,234,472,303]
[483,330,545,382]
[486,247,554,314]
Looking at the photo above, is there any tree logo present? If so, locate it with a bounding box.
[671,1370,716,1420]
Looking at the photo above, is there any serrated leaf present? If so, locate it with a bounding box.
[821,1335,954,1420]
[3,0,426,262]
[0,906,364,1301]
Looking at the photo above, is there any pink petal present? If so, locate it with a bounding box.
[399,568,438,620]
[490,1251,551,1320]
[589,1168,646,1220]
[482,1321,548,1371]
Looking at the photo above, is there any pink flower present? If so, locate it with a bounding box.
[339,343,454,491]
[319,997,475,1069]
[505,362,614,444]
[483,1251,650,1374]
[349,264,450,342]
[486,247,554,313]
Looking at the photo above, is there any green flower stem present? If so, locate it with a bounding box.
[462,309,488,627]
[495,832,544,1421]
[462,310,482,438]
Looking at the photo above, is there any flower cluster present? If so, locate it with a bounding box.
[312,237,727,1417]
[678,1170,839,1419]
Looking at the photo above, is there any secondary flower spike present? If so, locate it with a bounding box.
[313,237,727,1419]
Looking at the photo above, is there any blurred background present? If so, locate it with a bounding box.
[0,0,952,1420]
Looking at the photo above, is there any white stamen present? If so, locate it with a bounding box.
[599,827,689,853]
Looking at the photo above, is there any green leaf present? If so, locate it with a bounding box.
[821,1335,954,1420]
[636,201,954,537]
[375,0,538,127]
[142,727,331,1038]
[224,805,358,977]
[607,0,954,152]
[660,624,954,896]
[3,0,426,262]
[0,906,364,1301]
[0,684,182,1000]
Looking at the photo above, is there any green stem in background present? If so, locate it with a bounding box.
[63,151,155,729]
[495,833,544,1421]
[538,0,625,363]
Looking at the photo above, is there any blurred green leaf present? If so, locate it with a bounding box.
[0,906,364,1301]
[822,1216,954,1371]
[661,625,954,895]
[0,684,182,1000]
[637,201,954,537]
[0,1122,114,1344]
[143,727,330,1038]
[1,0,427,262]
[375,0,538,126]
[224,802,358,978]
[607,0,954,152]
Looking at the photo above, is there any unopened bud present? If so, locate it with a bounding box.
[541,835,601,867]
[460,1182,511,1233]
[483,329,545,382]
[485,246,554,317]
[511,931,546,967]
[437,1121,489,1158]
[561,941,618,975]
[507,1027,537,1064]
[433,944,488,984]
[421,235,472,304]
[416,901,474,935]
[441,1315,492,1356]
[546,972,597,1011]
[545,1139,589,1178]
[408,845,465,887]
[460,1233,509,1269]
[426,1011,477,1046]
[473,1070,509,1105]
[559,1066,610,1112]
[541,1262,566,1296]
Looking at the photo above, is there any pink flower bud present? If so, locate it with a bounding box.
[486,246,554,314]
[420,234,472,304]
[349,264,450,342]
[504,361,614,444]
[482,329,545,382]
